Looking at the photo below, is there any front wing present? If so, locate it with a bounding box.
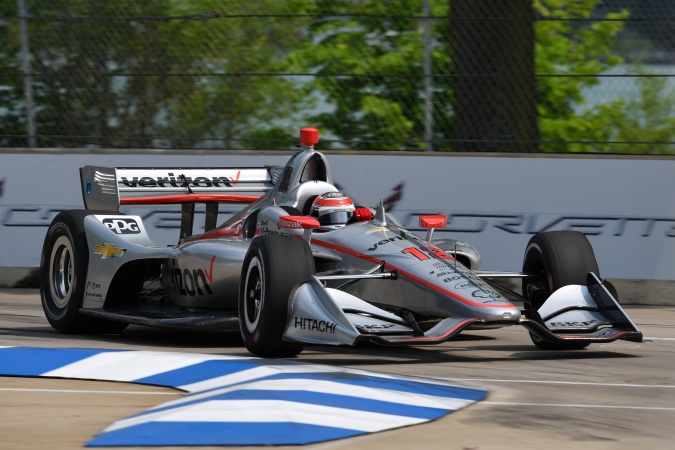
[283,274,643,347]
[284,276,485,346]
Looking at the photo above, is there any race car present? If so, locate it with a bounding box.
[40,127,643,357]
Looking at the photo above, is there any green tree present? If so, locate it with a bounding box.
[535,0,674,153]
[0,1,28,147]
[589,67,675,154]
[285,0,452,150]
[534,0,630,152]
[3,1,671,153]
[161,0,308,149]
[289,0,656,151]
[0,0,306,149]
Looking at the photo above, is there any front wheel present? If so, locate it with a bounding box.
[239,235,315,357]
[522,231,598,350]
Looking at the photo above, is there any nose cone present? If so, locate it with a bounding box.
[476,304,522,323]
[424,264,521,323]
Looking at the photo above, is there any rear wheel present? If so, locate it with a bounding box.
[522,231,598,350]
[40,211,128,334]
[239,235,314,357]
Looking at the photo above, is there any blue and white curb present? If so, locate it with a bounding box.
[0,347,487,446]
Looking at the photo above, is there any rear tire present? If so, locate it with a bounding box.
[239,235,314,357]
[522,231,598,350]
[40,211,128,334]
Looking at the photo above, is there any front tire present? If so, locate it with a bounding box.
[522,231,598,350]
[239,235,315,357]
[40,211,128,334]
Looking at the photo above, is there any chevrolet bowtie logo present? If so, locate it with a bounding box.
[94,243,126,259]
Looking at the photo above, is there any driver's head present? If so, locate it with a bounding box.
[309,192,355,230]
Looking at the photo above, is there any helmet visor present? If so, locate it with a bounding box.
[318,211,352,226]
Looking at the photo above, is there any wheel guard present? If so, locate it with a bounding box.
[521,272,643,345]
[284,276,482,346]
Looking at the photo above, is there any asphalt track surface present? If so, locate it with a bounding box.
[1,289,674,450]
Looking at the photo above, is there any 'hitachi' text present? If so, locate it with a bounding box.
[294,317,337,334]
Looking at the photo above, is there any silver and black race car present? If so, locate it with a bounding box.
[40,127,643,357]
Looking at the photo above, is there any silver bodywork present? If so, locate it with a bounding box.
[70,141,642,347]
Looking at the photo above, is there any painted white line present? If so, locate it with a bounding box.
[0,387,180,395]
[645,337,675,341]
[482,401,675,412]
[441,378,675,389]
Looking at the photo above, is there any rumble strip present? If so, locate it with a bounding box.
[0,347,486,446]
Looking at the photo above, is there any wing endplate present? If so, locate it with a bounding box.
[521,272,643,345]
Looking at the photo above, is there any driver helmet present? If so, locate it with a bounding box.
[309,192,355,229]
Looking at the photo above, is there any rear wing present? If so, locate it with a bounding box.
[80,166,276,237]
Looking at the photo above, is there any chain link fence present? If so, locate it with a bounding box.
[1,0,673,153]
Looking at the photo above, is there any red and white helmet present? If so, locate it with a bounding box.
[309,192,355,229]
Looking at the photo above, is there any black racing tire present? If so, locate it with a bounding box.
[40,210,128,334]
[238,235,315,357]
[522,231,598,350]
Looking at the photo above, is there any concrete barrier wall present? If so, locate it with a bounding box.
[1,150,673,304]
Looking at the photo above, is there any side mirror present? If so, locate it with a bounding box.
[419,214,447,241]
[279,215,320,242]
